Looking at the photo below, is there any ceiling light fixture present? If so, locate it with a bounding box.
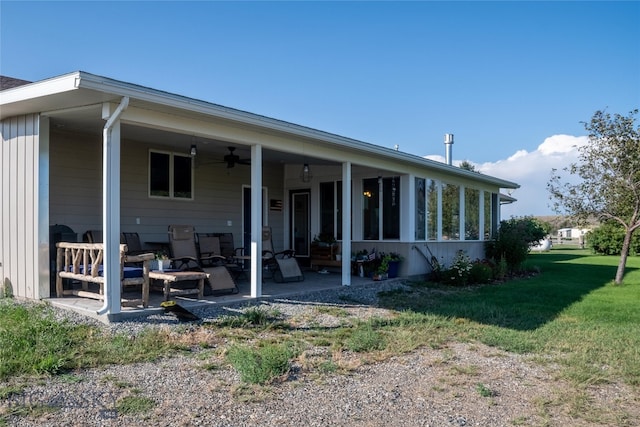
[300,163,312,183]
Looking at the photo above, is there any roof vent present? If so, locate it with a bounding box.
[444,133,454,165]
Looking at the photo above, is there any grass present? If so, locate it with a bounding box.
[226,342,298,384]
[378,248,640,387]
[114,395,156,415]
[1,248,639,423]
[0,301,178,379]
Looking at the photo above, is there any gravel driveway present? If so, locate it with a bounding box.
[2,282,638,426]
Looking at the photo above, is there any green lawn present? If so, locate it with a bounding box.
[378,248,640,386]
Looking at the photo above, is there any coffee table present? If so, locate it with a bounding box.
[149,270,209,302]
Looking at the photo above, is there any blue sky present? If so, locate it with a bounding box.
[2,1,639,216]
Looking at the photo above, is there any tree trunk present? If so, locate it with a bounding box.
[615,229,633,284]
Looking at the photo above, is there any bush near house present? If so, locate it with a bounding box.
[485,216,546,272]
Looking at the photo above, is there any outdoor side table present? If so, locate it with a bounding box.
[149,270,208,301]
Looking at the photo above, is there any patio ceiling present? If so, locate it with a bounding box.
[47,106,338,167]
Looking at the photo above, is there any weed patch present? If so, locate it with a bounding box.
[227,342,297,384]
[115,395,156,415]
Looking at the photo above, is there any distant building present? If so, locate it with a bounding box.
[557,228,590,239]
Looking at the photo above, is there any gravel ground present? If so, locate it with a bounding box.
[2,282,639,427]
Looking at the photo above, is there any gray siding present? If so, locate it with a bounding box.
[49,132,286,253]
[1,114,41,299]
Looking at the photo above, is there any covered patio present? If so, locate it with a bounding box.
[1,71,519,323]
[47,268,400,322]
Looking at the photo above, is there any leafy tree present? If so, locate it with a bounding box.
[459,160,478,172]
[548,109,640,284]
[485,216,546,272]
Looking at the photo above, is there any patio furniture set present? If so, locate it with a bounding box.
[54,225,304,308]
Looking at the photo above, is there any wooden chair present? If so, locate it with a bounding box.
[56,242,154,307]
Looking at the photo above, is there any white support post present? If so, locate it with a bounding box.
[341,162,352,286]
[479,191,485,241]
[98,97,128,316]
[402,175,413,242]
[459,185,466,240]
[436,181,443,241]
[250,145,263,297]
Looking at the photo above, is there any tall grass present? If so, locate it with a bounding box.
[0,301,176,379]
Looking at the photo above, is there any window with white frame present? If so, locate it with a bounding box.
[484,191,494,239]
[427,179,438,240]
[465,187,480,240]
[149,150,194,199]
[415,178,426,240]
[362,176,400,240]
[442,182,460,240]
[320,181,343,240]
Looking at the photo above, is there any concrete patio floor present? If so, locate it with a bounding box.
[47,268,395,322]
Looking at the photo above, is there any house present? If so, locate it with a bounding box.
[557,228,590,240]
[1,71,519,318]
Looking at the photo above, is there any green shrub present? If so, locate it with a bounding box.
[587,221,640,255]
[469,261,493,284]
[227,343,295,384]
[485,216,546,272]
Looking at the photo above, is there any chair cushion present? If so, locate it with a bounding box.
[77,265,143,278]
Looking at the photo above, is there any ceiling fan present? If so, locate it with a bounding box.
[222,146,251,168]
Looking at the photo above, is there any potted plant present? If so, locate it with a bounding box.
[386,252,403,278]
[373,254,389,281]
[151,252,171,271]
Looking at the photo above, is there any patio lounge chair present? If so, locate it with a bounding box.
[168,225,238,294]
[262,226,304,283]
[197,233,247,280]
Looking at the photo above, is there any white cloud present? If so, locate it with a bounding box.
[424,134,589,217]
[480,135,588,217]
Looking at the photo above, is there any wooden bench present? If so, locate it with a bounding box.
[56,242,154,308]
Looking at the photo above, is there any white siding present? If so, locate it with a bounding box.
[1,114,41,299]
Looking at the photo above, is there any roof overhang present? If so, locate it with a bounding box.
[1,71,519,190]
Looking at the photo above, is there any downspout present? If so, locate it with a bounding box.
[97,96,129,316]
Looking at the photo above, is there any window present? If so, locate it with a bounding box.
[382,177,400,239]
[149,151,193,199]
[442,183,460,240]
[465,187,480,240]
[362,178,380,240]
[320,181,343,240]
[415,178,426,240]
[363,177,400,240]
[484,191,494,239]
[427,179,438,240]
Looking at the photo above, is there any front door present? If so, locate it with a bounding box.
[291,190,310,257]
